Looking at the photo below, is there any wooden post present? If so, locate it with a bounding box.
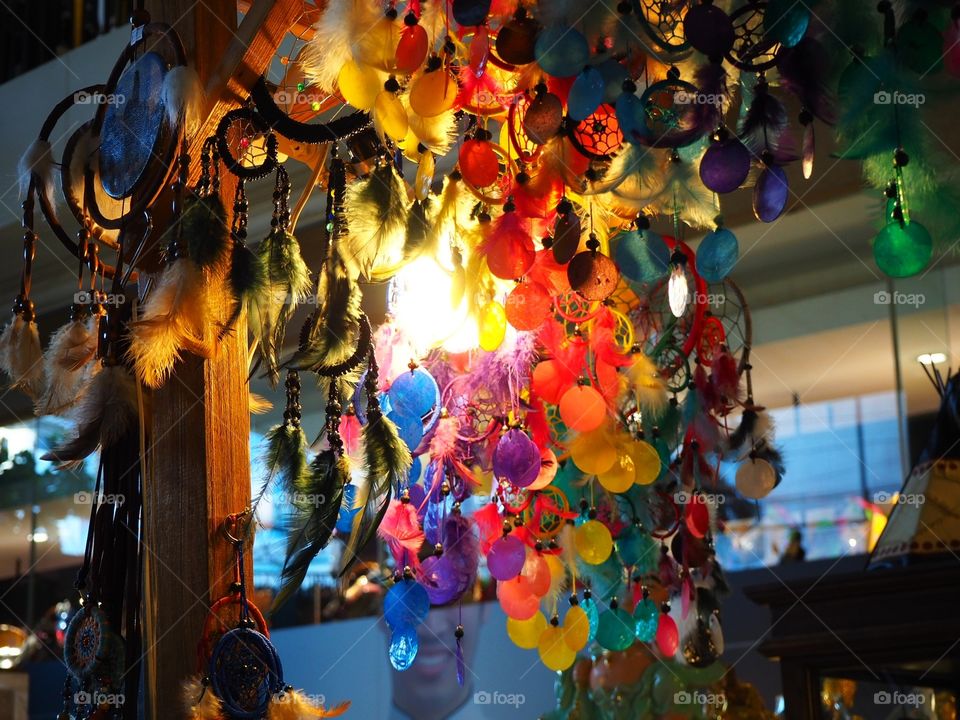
[140,1,305,716]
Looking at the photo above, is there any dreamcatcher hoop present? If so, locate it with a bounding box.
[84,21,186,230]
[567,104,624,161]
[631,0,694,59]
[725,1,782,72]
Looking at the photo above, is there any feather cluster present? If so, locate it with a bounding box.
[342,411,412,575]
[36,315,99,415]
[738,80,798,164]
[342,163,409,280]
[300,0,383,93]
[128,259,211,388]
[0,314,44,398]
[285,248,362,372]
[274,450,350,611]
[181,676,221,720]
[248,230,312,386]
[269,689,350,719]
[43,365,138,467]
[626,352,668,416]
[378,499,425,568]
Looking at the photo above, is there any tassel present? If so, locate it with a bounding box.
[274,450,349,610]
[128,259,211,388]
[248,230,312,386]
[43,365,138,466]
[18,139,56,214]
[269,687,350,719]
[182,194,230,270]
[342,363,412,575]
[161,65,205,137]
[342,162,408,280]
[0,314,44,398]
[181,676,222,720]
[35,312,98,415]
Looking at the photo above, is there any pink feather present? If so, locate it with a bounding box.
[378,500,425,569]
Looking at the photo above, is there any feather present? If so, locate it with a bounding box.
[249,230,312,386]
[273,450,349,611]
[18,139,56,212]
[378,499,425,568]
[35,315,98,416]
[776,36,837,125]
[181,676,222,720]
[692,62,729,133]
[224,239,267,335]
[342,410,412,575]
[407,105,459,157]
[259,423,310,503]
[1,315,44,398]
[43,365,138,466]
[626,352,668,416]
[738,80,798,164]
[269,688,350,719]
[161,65,205,137]
[599,145,668,203]
[709,347,741,406]
[128,259,211,388]
[182,194,229,269]
[725,409,774,459]
[428,415,460,461]
[651,151,718,230]
[285,248,362,371]
[753,440,785,485]
[558,522,578,576]
[249,392,272,414]
[419,0,447,47]
[300,0,382,93]
[342,163,409,279]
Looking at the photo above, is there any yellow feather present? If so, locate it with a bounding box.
[269,689,350,719]
[181,676,221,720]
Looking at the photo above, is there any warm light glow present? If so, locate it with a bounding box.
[389,256,476,354]
[917,352,947,365]
[668,265,689,318]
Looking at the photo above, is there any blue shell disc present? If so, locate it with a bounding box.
[389,623,420,671]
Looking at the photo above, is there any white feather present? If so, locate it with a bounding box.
[18,139,56,213]
[35,318,98,416]
[301,0,382,93]
[161,65,205,138]
[2,316,44,399]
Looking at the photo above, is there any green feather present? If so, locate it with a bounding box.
[182,194,229,269]
[248,230,312,386]
[272,450,349,611]
[255,423,310,504]
[222,239,266,337]
[285,247,361,372]
[340,411,411,576]
[343,163,408,279]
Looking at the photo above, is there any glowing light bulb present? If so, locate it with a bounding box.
[668,264,689,318]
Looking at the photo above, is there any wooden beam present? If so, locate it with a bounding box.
[141,2,304,718]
